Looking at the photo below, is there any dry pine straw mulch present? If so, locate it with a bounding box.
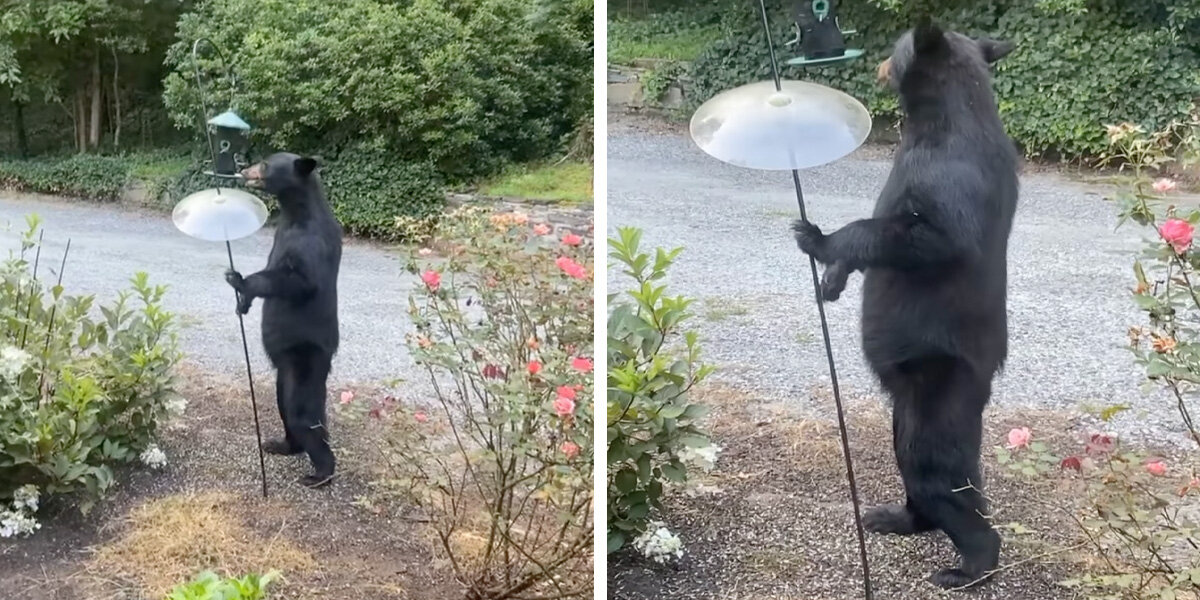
[0,364,460,600]
[608,383,1200,600]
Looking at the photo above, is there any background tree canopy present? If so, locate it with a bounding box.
[0,0,593,239]
[616,0,1200,160]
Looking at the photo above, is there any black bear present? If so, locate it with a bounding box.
[792,21,1018,588]
[225,152,343,488]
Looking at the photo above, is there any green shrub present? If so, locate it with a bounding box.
[671,0,1200,159]
[0,154,135,201]
[164,571,280,600]
[321,144,444,240]
[163,0,593,182]
[606,227,715,555]
[0,217,182,515]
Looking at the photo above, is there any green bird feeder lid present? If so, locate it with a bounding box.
[208,110,251,130]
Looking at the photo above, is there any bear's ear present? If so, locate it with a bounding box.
[294,157,318,177]
[912,16,945,54]
[977,38,1015,63]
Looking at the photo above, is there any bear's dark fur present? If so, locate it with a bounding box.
[793,20,1018,588]
[225,152,343,488]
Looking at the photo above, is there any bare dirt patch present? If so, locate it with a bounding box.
[0,364,459,600]
[607,384,1193,600]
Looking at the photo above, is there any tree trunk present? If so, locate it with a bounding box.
[111,47,121,149]
[74,91,86,153]
[88,52,102,150]
[13,100,28,158]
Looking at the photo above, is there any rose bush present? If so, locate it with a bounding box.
[0,216,182,522]
[340,206,593,600]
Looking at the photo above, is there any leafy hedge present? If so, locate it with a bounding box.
[162,0,593,182]
[650,0,1200,159]
[0,155,138,201]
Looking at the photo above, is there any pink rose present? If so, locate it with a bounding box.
[527,360,542,375]
[560,441,580,459]
[1145,459,1167,476]
[421,270,442,291]
[1086,433,1115,455]
[556,385,577,401]
[555,256,588,279]
[562,233,583,246]
[1160,219,1194,254]
[570,357,593,373]
[1006,427,1031,449]
[339,390,355,405]
[1153,178,1178,194]
[533,223,551,236]
[1060,456,1082,472]
[414,411,429,423]
[553,396,576,417]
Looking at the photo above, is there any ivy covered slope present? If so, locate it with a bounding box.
[661,0,1200,159]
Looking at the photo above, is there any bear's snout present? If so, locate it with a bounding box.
[240,163,265,188]
[876,58,892,86]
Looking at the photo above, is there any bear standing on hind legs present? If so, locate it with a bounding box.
[225,152,343,489]
[792,21,1018,589]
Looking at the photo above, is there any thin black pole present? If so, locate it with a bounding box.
[227,239,268,499]
[757,1,872,597]
[19,229,45,348]
[38,239,70,393]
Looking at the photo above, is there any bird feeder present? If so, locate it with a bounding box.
[206,109,251,177]
[786,0,863,66]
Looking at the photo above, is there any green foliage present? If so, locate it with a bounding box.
[0,216,182,513]
[606,226,715,553]
[608,4,731,65]
[0,154,135,200]
[641,0,1200,159]
[163,0,593,182]
[341,206,593,596]
[320,144,444,240]
[164,571,280,600]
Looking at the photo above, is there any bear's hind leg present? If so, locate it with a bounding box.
[283,345,336,488]
[261,367,304,456]
[865,363,937,536]
[901,358,1000,589]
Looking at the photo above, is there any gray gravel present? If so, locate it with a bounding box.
[606,120,1183,446]
[0,192,425,393]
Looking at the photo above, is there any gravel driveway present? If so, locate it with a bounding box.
[606,116,1178,445]
[0,192,423,392]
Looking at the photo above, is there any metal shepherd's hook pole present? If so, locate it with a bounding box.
[756,0,873,597]
[194,37,268,499]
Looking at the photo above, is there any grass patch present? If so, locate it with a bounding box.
[609,21,720,64]
[703,297,748,322]
[480,161,593,204]
[608,4,731,65]
[87,492,316,597]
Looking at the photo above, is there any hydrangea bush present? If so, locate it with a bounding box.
[0,216,182,522]
[341,206,593,599]
[606,226,717,558]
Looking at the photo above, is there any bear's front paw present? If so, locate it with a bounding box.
[224,269,245,290]
[821,262,851,302]
[236,294,253,315]
[791,219,829,263]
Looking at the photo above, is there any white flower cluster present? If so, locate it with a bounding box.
[164,397,188,419]
[678,443,722,473]
[140,443,167,469]
[632,522,684,564]
[0,345,31,381]
[1,485,41,538]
